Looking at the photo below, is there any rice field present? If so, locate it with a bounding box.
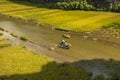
[0,46,90,80]
[0,0,120,32]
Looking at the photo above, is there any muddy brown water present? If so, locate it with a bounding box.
[0,15,120,62]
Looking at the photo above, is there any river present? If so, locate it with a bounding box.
[0,15,120,62]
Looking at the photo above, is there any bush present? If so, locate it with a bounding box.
[20,36,28,41]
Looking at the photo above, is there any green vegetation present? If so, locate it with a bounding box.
[55,0,120,12]
[11,0,120,12]
[10,33,18,38]
[0,46,91,80]
[0,0,120,32]
[0,46,52,76]
[56,0,93,11]
[20,36,28,41]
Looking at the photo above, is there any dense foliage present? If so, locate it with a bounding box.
[56,0,94,10]
[55,0,120,12]
[11,0,120,12]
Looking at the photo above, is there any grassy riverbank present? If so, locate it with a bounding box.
[0,0,120,32]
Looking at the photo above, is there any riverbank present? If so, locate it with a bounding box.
[81,27,120,45]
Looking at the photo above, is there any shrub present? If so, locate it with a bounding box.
[20,36,28,41]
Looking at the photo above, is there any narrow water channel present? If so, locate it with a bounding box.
[0,15,120,61]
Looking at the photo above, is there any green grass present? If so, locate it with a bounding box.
[20,36,28,41]
[0,46,90,80]
[0,0,120,32]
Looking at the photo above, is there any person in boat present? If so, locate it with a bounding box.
[60,40,70,49]
[60,40,65,45]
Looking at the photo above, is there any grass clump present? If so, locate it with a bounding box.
[20,36,28,41]
[10,33,18,38]
[0,43,11,48]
